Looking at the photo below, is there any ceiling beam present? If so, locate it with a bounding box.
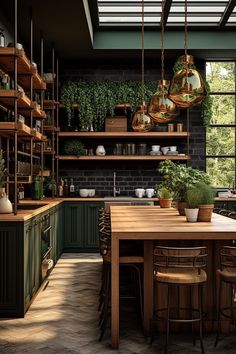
[163,0,172,28]
[219,0,236,27]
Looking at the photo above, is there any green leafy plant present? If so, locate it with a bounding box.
[196,182,215,205]
[63,140,86,156]
[0,150,6,188]
[60,80,157,131]
[158,160,210,202]
[185,186,201,209]
[158,186,173,199]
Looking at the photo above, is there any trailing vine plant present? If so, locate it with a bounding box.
[60,80,157,131]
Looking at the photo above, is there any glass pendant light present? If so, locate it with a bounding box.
[169,0,205,109]
[132,0,153,132]
[148,0,179,123]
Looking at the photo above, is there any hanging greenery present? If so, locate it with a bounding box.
[60,80,156,131]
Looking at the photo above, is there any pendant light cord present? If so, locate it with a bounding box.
[141,0,145,105]
[161,0,164,84]
[184,0,188,56]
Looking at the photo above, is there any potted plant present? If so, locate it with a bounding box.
[196,182,215,222]
[158,161,210,216]
[184,186,201,222]
[158,187,173,208]
[63,140,86,156]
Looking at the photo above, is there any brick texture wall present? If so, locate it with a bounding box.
[58,59,206,196]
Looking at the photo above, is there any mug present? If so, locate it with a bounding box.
[135,188,145,197]
[146,188,155,198]
[170,146,177,152]
[161,146,169,155]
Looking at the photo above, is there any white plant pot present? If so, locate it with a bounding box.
[0,188,13,214]
[185,208,199,222]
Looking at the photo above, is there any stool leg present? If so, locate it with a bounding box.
[165,284,170,354]
[199,284,205,354]
[215,277,222,347]
[190,285,196,346]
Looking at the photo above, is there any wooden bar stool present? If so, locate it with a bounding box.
[98,208,144,341]
[153,246,207,354]
[215,246,236,347]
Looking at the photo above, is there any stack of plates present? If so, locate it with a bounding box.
[167,151,179,155]
[150,151,162,155]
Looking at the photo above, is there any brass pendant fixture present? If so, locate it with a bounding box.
[132,101,153,132]
[148,0,179,123]
[149,80,179,123]
[169,0,205,109]
[132,0,153,132]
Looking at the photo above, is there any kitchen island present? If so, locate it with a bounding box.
[110,206,236,349]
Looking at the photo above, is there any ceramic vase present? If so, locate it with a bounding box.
[96,145,106,156]
[0,187,13,213]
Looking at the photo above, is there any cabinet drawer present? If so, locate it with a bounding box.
[105,116,127,132]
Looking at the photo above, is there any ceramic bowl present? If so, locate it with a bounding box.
[8,42,23,50]
[151,145,160,151]
[79,189,89,198]
[161,146,169,155]
[88,189,95,197]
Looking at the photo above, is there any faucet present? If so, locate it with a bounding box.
[113,172,121,197]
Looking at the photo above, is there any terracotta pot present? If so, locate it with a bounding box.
[198,204,214,222]
[175,201,187,216]
[159,198,172,208]
[185,208,199,222]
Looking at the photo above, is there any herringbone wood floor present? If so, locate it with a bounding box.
[0,254,235,354]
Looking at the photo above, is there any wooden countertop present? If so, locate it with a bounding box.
[0,197,159,222]
[110,206,236,239]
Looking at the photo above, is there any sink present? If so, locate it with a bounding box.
[17,204,48,210]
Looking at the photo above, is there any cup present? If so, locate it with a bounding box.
[161,146,169,155]
[146,188,155,198]
[177,123,184,132]
[151,145,160,152]
[135,188,145,198]
[170,146,177,152]
[88,189,95,197]
[168,124,174,132]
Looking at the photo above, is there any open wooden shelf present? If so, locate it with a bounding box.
[7,175,32,184]
[43,125,60,131]
[0,48,46,90]
[0,122,46,141]
[57,155,190,161]
[44,100,59,109]
[0,90,46,119]
[57,131,190,138]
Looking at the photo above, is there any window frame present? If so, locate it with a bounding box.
[205,60,236,188]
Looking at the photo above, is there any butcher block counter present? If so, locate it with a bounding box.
[110,206,236,348]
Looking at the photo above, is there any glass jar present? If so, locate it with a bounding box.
[177,123,184,132]
[138,143,147,155]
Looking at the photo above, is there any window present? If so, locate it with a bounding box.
[206,61,236,188]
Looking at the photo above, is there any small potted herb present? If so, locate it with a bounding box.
[184,186,201,222]
[158,187,173,208]
[196,182,215,222]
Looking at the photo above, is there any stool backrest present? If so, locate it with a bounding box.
[98,208,111,256]
[220,246,236,270]
[154,246,207,271]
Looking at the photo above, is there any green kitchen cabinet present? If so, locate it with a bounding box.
[64,202,84,249]
[55,204,64,260]
[83,202,103,249]
[24,216,41,307]
[63,201,103,251]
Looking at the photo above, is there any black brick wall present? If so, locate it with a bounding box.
[58,60,206,196]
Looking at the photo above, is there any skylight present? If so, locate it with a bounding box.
[97,0,236,27]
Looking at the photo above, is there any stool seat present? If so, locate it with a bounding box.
[154,268,207,284]
[216,268,236,282]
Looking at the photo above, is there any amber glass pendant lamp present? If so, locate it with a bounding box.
[169,0,206,108]
[148,0,179,123]
[132,0,154,132]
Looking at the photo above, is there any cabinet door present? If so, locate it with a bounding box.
[55,204,63,260]
[64,203,84,248]
[49,208,56,262]
[83,202,103,250]
[24,216,41,305]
